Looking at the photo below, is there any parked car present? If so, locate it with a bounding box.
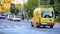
[12,16,21,21]
[7,15,12,20]
[0,14,6,19]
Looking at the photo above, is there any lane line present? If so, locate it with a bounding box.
[0,26,5,28]
[6,25,12,28]
[13,25,19,28]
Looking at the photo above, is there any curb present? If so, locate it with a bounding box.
[55,22,60,26]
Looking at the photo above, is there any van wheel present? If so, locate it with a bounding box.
[50,26,53,28]
[31,22,34,27]
[43,26,46,28]
[36,22,40,28]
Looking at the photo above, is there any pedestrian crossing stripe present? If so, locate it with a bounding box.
[7,26,12,27]
[0,25,24,30]
[0,27,22,30]
[0,26,5,28]
[0,25,20,28]
[13,25,19,27]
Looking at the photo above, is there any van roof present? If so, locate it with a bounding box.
[35,8,53,11]
[41,8,53,10]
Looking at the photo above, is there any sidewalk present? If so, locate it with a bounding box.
[21,19,31,22]
[55,22,60,26]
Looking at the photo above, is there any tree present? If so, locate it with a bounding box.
[10,8,15,14]
[10,8,19,15]
[26,0,38,17]
[26,0,51,17]
[2,0,14,10]
[49,0,60,19]
[15,8,19,15]
[53,0,60,15]
[26,0,60,18]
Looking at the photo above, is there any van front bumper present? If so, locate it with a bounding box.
[40,22,54,26]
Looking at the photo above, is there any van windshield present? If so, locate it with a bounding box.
[41,11,53,18]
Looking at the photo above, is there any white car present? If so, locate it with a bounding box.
[0,15,6,19]
[7,15,12,20]
[12,16,21,21]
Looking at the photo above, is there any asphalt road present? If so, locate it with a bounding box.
[0,19,60,34]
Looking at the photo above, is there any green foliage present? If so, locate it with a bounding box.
[26,0,60,17]
[10,8,19,15]
[28,10,33,17]
[53,0,60,16]
[27,0,54,17]
[15,8,19,15]
[40,0,49,5]
[55,16,60,22]
[10,8,15,14]
[27,0,38,17]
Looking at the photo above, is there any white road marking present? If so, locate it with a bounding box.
[0,25,27,30]
[0,27,22,30]
[13,25,19,28]
[0,26,5,28]
[6,25,12,28]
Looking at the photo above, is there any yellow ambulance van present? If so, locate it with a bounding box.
[31,8,55,28]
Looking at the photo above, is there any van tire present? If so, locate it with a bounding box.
[31,22,34,27]
[44,26,46,28]
[50,26,53,28]
[36,22,40,28]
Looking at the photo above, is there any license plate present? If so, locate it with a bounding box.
[41,23,47,24]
